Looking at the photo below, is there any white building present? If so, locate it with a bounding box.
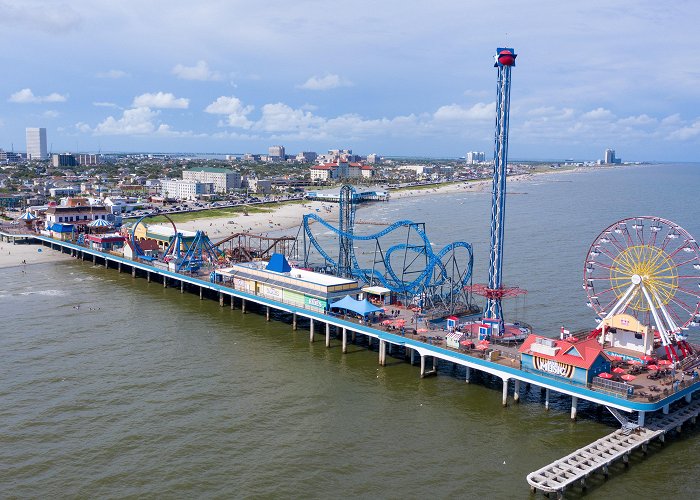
[247,178,272,194]
[309,161,373,181]
[466,151,486,164]
[182,167,241,193]
[268,145,285,162]
[160,179,213,200]
[26,127,48,160]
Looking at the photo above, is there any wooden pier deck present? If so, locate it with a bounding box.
[527,397,700,497]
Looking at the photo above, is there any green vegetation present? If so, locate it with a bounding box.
[147,205,273,223]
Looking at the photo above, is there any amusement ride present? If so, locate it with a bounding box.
[298,184,475,315]
[584,216,700,361]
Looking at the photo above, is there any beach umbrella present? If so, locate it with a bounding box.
[658,359,673,366]
[381,320,392,325]
[417,328,429,333]
[640,355,655,362]
[646,364,659,371]
[479,339,490,345]
[459,339,473,346]
[609,355,623,361]
[475,344,489,351]
[621,374,636,382]
[612,367,626,374]
[598,372,613,379]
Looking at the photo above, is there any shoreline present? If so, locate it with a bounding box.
[0,242,72,270]
[176,163,636,235]
[0,163,648,265]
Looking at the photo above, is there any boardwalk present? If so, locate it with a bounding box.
[527,397,700,497]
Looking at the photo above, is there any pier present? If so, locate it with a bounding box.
[527,397,700,497]
[5,231,700,495]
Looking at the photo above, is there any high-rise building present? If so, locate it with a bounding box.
[26,127,48,160]
[268,145,285,161]
[604,148,621,164]
[52,153,78,168]
[466,151,486,164]
[182,167,241,192]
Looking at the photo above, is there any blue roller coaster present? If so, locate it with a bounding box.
[298,185,475,313]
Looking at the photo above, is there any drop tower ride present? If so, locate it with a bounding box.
[484,48,517,333]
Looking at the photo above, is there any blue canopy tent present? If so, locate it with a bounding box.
[330,295,384,319]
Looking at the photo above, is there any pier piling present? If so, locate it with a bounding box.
[325,323,330,347]
[293,312,297,330]
[220,293,225,306]
[241,299,246,313]
[266,306,270,321]
[309,319,314,342]
[502,378,509,407]
[514,379,520,402]
[545,388,550,410]
[379,340,386,366]
[571,396,578,420]
[342,328,347,353]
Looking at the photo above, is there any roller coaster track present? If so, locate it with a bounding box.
[302,213,473,296]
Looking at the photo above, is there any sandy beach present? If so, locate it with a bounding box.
[0,241,72,269]
[174,169,580,236]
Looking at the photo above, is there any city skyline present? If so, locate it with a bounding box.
[2,1,700,161]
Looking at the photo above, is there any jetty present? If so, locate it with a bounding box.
[527,397,700,497]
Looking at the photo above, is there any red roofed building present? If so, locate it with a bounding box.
[519,335,611,385]
[123,238,161,260]
[309,160,373,181]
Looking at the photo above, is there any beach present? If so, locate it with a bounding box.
[0,240,72,269]
[174,169,576,235]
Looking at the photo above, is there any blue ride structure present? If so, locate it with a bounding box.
[129,212,222,273]
[483,47,518,334]
[299,185,475,314]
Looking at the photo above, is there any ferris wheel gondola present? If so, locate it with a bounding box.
[583,216,700,361]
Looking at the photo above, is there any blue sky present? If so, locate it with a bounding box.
[1,0,700,161]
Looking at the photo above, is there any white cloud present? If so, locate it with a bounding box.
[172,60,222,81]
[581,107,616,121]
[668,120,700,141]
[204,96,254,128]
[81,107,196,137]
[93,101,119,108]
[8,88,67,103]
[433,102,495,122]
[132,92,189,109]
[96,69,128,79]
[43,110,60,118]
[297,74,353,91]
[2,1,81,32]
[256,102,326,133]
[92,107,161,135]
[617,114,656,126]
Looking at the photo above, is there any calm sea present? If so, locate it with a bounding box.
[1,163,698,498]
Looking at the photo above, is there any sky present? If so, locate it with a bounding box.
[2,0,700,161]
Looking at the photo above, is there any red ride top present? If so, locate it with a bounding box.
[498,49,515,66]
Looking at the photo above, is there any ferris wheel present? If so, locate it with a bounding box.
[583,216,700,360]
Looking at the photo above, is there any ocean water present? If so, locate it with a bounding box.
[1,163,699,498]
